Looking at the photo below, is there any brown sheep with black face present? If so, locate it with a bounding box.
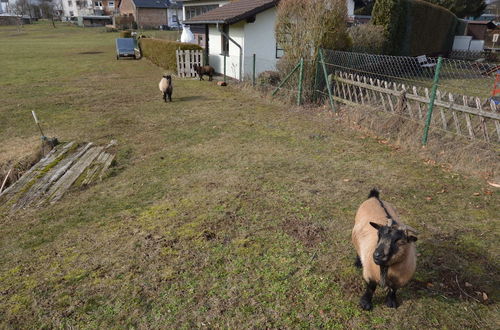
[193,64,215,81]
[352,189,418,310]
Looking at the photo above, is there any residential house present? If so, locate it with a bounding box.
[60,0,116,21]
[184,0,355,80]
[0,0,8,14]
[119,0,182,29]
[182,0,229,21]
[181,0,229,47]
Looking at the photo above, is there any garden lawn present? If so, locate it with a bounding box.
[0,21,498,328]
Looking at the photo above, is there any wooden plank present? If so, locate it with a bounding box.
[346,73,354,102]
[350,74,360,103]
[0,141,75,200]
[475,97,490,142]
[176,50,181,77]
[413,86,423,119]
[13,143,93,209]
[335,76,500,120]
[99,154,115,181]
[81,151,109,186]
[437,91,447,130]
[449,94,461,136]
[369,78,377,106]
[489,99,500,142]
[340,76,348,101]
[405,85,415,118]
[356,75,364,105]
[384,81,395,112]
[463,96,475,139]
[377,79,387,111]
[47,146,103,203]
[363,76,372,104]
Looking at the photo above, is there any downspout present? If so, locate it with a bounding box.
[217,22,243,81]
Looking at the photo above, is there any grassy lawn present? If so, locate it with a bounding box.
[0,21,499,328]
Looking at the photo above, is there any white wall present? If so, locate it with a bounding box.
[168,7,182,27]
[61,0,93,20]
[243,7,278,78]
[208,22,244,80]
[347,0,355,17]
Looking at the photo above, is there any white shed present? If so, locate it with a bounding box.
[184,0,355,81]
[184,0,280,80]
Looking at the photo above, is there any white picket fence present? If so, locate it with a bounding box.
[330,71,500,143]
[176,49,203,78]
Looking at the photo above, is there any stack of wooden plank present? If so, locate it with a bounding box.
[0,140,116,211]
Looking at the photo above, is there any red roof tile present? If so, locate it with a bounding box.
[184,0,278,25]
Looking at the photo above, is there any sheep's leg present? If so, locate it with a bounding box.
[199,75,204,81]
[354,255,362,268]
[209,75,213,81]
[385,287,398,308]
[168,93,172,102]
[360,281,377,311]
[163,92,167,103]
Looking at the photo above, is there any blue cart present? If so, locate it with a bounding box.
[115,38,139,60]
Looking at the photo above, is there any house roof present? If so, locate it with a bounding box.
[132,0,181,9]
[184,0,278,25]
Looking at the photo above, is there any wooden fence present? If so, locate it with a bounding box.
[331,71,500,143]
[176,49,203,78]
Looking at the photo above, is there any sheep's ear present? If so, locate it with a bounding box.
[369,222,381,230]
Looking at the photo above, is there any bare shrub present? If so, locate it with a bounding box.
[348,24,387,54]
[275,0,351,101]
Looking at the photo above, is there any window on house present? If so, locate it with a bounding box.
[276,42,284,59]
[69,10,74,16]
[108,1,114,8]
[172,15,178,22]
[68,0,72,5]
[186,5,218,19]
[221,24,229,56]
[94,1,102,7]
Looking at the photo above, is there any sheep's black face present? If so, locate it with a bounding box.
[370,222,406,266]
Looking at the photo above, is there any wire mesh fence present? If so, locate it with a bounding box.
[320,49,499,99]
[314,49,500,145]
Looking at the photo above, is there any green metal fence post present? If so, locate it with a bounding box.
[319,48,335,111]
[297,58,304,105]
[272,61,301,96]
[252,54,256,87]
[422,56,443,146]
[313,50,321,102]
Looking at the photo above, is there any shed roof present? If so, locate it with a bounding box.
[184,0,278,25]
[132,0,181,9]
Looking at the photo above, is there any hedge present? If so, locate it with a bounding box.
[139,38,202,71]
[373,0,459,56]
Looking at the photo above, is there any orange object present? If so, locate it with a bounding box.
[492,70,500,97]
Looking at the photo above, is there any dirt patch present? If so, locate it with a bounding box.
[282,218,326,247]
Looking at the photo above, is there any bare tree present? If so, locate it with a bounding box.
[39,0,63,27]
[11,0,32,31]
